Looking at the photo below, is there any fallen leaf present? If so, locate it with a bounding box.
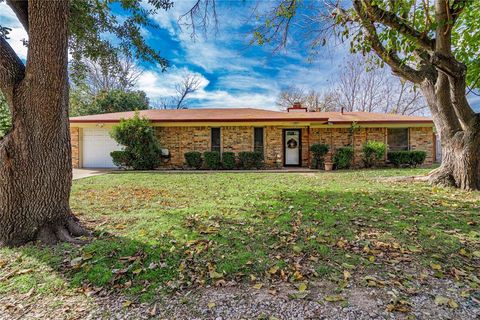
[298,282,307,292]
[324,295,344,302]
[207,302,216,309]
[434,296,458,308]
[209,270,223,279]
[343,270,351,281]
[269,265,279,275]
[430,263,442,270]
[122,300,133,308]
[253,283,263,289]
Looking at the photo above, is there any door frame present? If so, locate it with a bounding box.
[283,128,302,167]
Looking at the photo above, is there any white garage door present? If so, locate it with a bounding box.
[83,129,122,168]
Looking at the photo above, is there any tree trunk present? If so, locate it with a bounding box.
[421,77,480,191]
[0,0,87,247]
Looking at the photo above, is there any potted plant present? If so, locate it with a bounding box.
[309,143,329,169]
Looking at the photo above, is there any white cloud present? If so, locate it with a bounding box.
[0,3,29,59]
[136,66,209,98]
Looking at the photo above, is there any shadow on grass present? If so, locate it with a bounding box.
[3,183,479,305]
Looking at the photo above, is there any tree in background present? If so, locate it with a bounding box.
[71,56,143,97]
[334,55,427,115]
[276,86,339,111]
[0,92,11,138]
[70,90,149,116]
[277,55,427,116]
[252,0,480,190]
[0,0,174,246]
[152,72,202,109]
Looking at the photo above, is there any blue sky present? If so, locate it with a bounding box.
[1,1,479,111]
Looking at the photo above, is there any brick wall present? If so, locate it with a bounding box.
[409,127,434,164]
[98,124,435,169]
[70,127,80,169]
[156,126,210,168]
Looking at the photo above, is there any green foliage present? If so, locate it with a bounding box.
[184,152,202,169]
[110,112,161,170]
[0,93,11,138]
[68,0,173,85]
[333,147,354,169]
[362,140,387,168]
[70,89,149,116]
[309,143,329,169]
[203,151,221,170]
[222,152,236,169]
[388,151,427,168]
[110,151,133,169]
[238,151,264,169]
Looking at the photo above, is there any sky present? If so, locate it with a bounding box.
[1,1,479,111]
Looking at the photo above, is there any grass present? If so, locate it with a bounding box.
[1,168,479,305]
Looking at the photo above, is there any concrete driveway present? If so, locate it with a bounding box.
[73,168,109,180]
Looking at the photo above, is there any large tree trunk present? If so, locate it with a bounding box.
[0,0,87,246]
[421,75,480,191]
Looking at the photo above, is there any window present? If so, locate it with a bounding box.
[254,127,264,154]
[388,128,409,151]
[211,128,221,152]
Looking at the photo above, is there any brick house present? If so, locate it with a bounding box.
[69,105,436,169]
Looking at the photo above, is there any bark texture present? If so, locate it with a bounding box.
[351,0,480,190]
[0,0,87,246]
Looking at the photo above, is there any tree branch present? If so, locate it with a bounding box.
[0,37,25,93]
[352,0,425,84]
[6,0,29,33]
[363,0,435,52]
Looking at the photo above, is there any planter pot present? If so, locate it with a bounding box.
[324,162,333,171]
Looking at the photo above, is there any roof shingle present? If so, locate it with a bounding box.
[69,108,432,124]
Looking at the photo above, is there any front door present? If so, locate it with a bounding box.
[284,129,301,166]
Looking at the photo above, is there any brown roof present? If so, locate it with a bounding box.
[69,108,432,124]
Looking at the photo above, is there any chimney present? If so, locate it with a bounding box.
[287,102,308,113]
[341,107,345,115]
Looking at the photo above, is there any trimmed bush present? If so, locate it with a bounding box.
[362,140,386,168]
[387,150,427,168]
[110,112,162,170]
[310,143,329,169]
[110,151,132,169]
[222,152,236,169]
[184,151,202,169]
[204,151,221,169]
[333,146,354,169]
[410,151,427,167]
[238,151,264,169]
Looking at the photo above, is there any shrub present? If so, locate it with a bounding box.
[309,143,329,169]
[333,146,354,169]
[184,151,202,169]
[238,151,264,169]
[410,151,427,167]
[110,151,132,169]
[204,151,221,169]
[362,140,386,168]
[222,152,236,169]
[110,112,162,170]
[387,150,427,168]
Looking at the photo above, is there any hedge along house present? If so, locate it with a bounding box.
[69,104,436,169]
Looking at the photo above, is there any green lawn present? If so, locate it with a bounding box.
[1,168,479,308]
